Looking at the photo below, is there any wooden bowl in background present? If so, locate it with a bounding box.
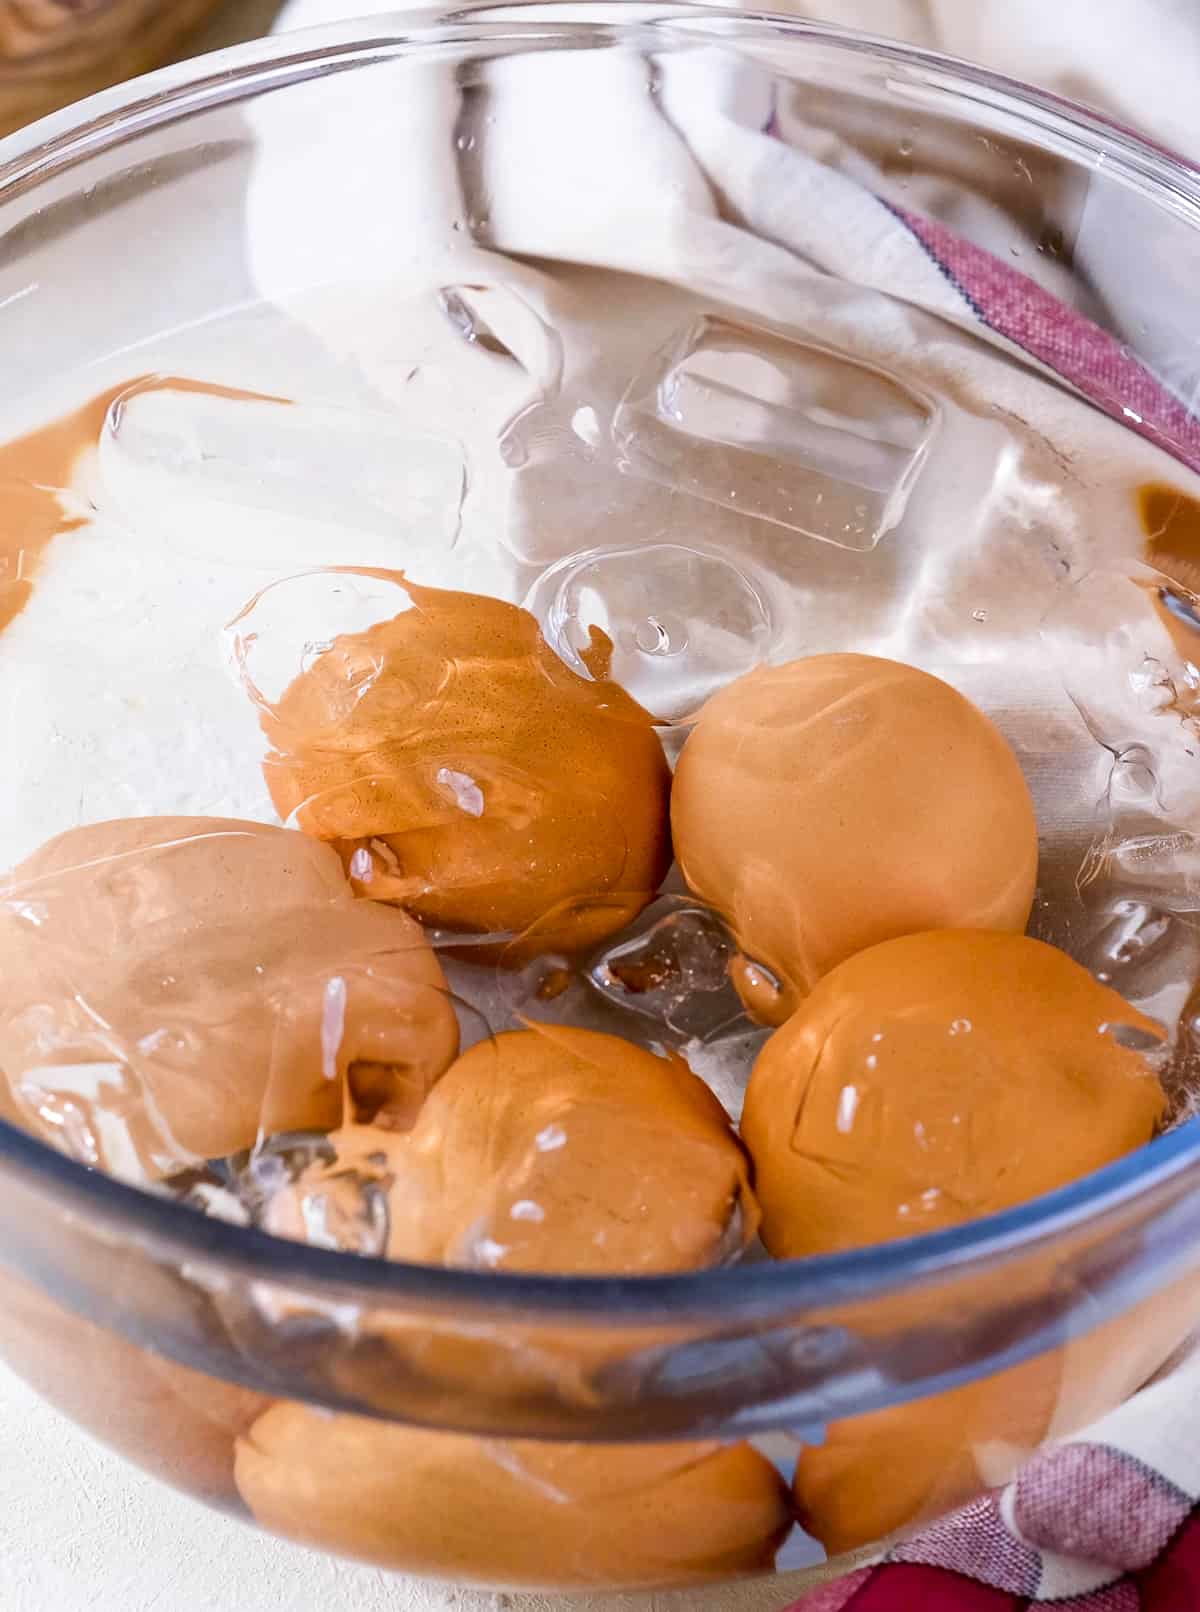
[0,0,228,136]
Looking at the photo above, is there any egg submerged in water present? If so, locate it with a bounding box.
[235,1410,792,1588]
[742,928,1168,1554]
[245,574,673,960]
[264,1022,758,1275]
[740,929,1166,1260]
[0,816,459,1178]
[671,654,1039,1023]
[243,1024,786,1586]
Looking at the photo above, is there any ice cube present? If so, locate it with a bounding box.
[614,316,937,551]
[96,382,465,570]
[586,896,748,1043]
[296,1169,391,1258]
[1078,897,1183,991]
[1043,567,1200,830]
[525,542,773,721]
[1095,832,1200,912]
[164,1131,392,1259]
[159,1158,253,1228]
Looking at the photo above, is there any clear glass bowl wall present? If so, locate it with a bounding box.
[2,4,1200,1592]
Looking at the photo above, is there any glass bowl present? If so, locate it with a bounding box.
[3,3,1200,1592]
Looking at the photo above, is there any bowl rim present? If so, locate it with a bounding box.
[2,1,1200,1324]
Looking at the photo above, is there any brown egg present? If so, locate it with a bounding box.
[1138,481,1200,667]
[242,1026,778,1583]
[671,654,1038,1023]
[253,574,672,959]
[794,1364,1053,1557]
[235,1406,791,1587]
[264,1023,757,1274]
[771,927,1172,1558]
[0,817,459,1177]
[794,1270,1200,1555]
[0,1267,265,1507]
[741,930,1165,1259]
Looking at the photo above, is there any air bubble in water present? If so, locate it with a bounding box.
[1090,899,1174,974]
[525,542,773,721]
[1043,568,1200,834]
[1109,745,1160,810]
[633,614,685,656]
[440,288,511,356]
[1072,888,1198,1045]
[226,567,414,716]
[436,280,566,469]
[1104,1021,1165,1053]
[438,282,562,390]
